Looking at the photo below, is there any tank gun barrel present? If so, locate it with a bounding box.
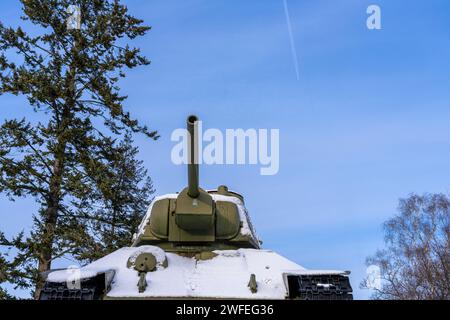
[187,115,200,198]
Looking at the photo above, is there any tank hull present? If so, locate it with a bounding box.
[40,246,352,300]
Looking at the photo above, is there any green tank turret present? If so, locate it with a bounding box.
[133,115,259,250]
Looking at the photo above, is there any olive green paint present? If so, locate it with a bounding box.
[133,116,259,252]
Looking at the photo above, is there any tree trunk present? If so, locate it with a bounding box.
[34,105,71,299]
[33,43,77,298]
[34,155,65,299]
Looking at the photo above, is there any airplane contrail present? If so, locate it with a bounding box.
[283,0,300,80]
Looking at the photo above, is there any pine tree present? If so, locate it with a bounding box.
[0,252,14,300]
[70,133,155,263]
[0,0,157,298]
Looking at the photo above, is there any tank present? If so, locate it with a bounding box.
[39,116,353,300]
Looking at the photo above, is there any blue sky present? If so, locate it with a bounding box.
[1,0,450,299]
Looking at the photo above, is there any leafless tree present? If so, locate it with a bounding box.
[361,193,449,300]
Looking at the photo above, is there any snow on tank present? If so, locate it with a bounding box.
[45,246,349,299]
[39,116,353,300]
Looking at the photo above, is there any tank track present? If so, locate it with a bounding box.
[286,274,353,300]
[39,273,108,300]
